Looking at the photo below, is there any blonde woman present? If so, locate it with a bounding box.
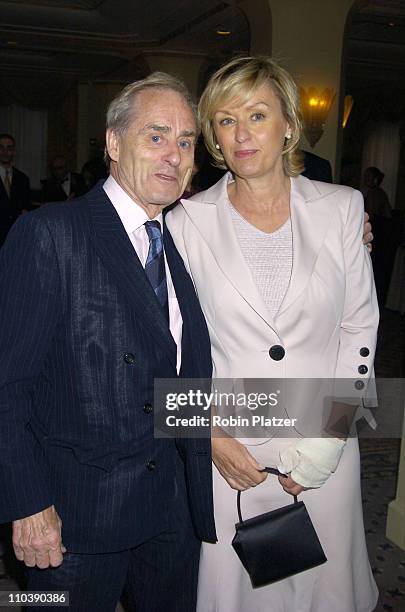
[166,57,378,611]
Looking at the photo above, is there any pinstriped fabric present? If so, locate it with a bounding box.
[0,213,58,518]
[26,550,129,612]
[26,451,200,611]
[0,181,216,556]
[26,479,200,611]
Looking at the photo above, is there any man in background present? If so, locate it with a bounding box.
[0,133,31,246]
[40,155,86,203]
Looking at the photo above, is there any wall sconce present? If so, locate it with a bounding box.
[299,87,336,147]
[342,95,354,128]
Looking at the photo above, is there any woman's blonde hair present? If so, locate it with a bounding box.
[199,56,304,177]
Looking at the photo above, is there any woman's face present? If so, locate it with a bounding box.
[212,81,291,180]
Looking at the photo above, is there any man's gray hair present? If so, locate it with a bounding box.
[106,72,197,134]
[104,72,197,166]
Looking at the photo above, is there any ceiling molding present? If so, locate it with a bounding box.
[3,0,105,9]
[0,23,144,43]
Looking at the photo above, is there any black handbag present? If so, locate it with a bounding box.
[231,467,327,587]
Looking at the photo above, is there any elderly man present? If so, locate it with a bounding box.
[0,73,216,612]
[0,133,31,246]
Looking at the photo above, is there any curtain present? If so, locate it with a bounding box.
[0,104,48,189]
[361,121,400,208]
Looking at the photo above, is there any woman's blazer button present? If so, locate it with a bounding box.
[269,345,285,361]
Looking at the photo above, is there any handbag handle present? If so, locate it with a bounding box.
[237,467,298,524]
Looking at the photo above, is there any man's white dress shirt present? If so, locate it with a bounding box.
[61,173,71,198]
[0,165,12,194]
[103,175,182,372]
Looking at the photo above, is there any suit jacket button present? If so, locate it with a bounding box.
[269,345,285,361]
[143,403,153,414]
[358,365,368,375]
[147,460,156,471]
[359,347,369,357]
[123,352,135,364]
[355,380,365,390]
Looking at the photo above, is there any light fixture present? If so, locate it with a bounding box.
[216,30,231,36]
[299,87,336,147]
[342,95,354,128]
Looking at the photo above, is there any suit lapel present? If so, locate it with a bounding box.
[182,173,340,326]
[164,227,195,375]
[87,182,177,368]
[277,175,339,316]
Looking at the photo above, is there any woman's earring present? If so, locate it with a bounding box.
[285,133,292,140]
[215,144,220,150]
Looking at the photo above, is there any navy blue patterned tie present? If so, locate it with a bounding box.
[144,220,169,321]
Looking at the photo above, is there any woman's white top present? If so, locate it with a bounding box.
[228,202,293,319]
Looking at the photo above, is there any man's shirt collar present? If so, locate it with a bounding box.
[103,174,163,235]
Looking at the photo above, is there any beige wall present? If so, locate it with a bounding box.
[387,413,405,550]
[145,53,207,98]
[267,0,354,176]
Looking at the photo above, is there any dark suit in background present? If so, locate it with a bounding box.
[0,181,216,611]
[40,171,86,203]
[0,166,30,246]
[301,150,333,183]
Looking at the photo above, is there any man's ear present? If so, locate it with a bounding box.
[106,129,120,163]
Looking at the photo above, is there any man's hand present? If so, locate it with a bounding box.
[211,435,268,490]
[12,505,66,569]
[363,212,373,252]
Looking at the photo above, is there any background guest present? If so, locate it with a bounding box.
[0,133,31,247]
[362,166,392,304]
[81,158,108,192]
[41,155,86,203]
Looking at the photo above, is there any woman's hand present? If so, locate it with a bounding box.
[278,473,306,496]
[278,438,346,489]
[211,435,268,491]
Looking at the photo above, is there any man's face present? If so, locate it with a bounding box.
[106,88,197,211]
[0,137,15,166]
[51,158,68,181]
